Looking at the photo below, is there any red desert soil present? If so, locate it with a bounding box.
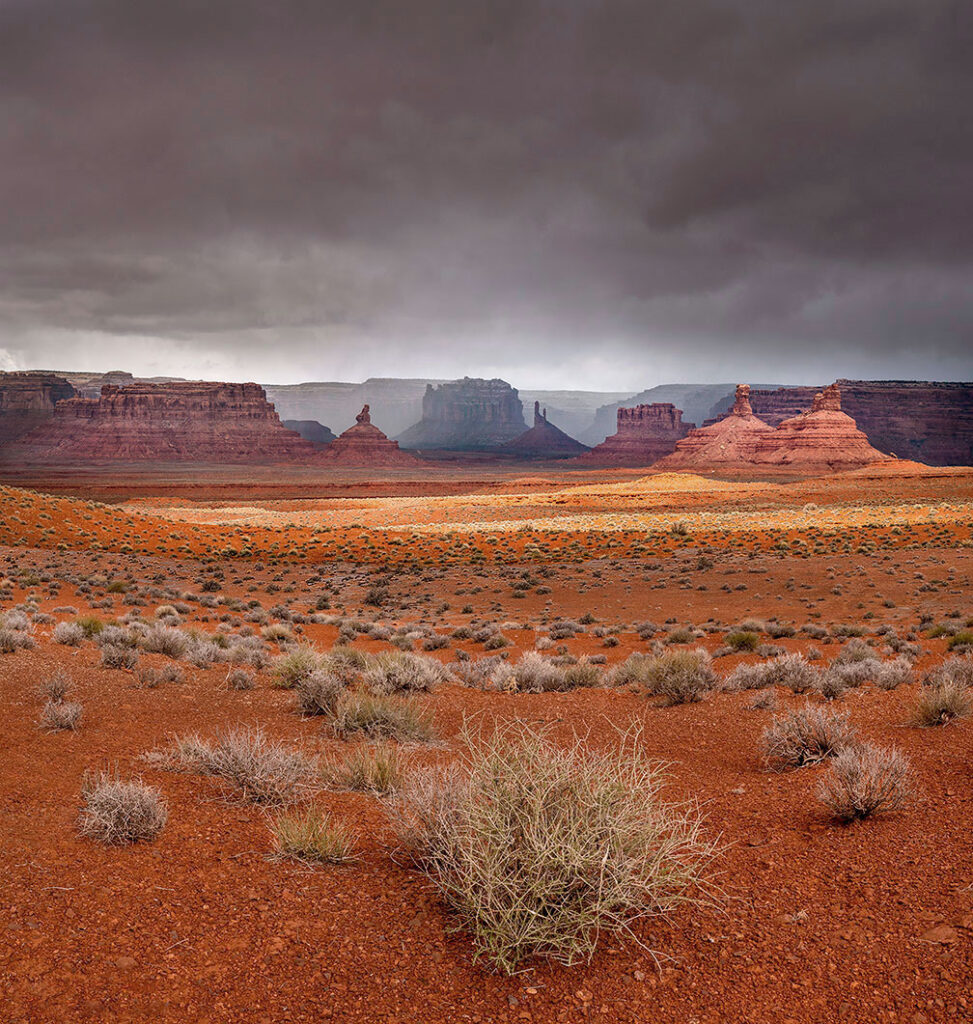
[1,461,972,1023]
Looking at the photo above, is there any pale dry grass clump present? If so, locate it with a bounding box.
[78,770,167,844]
[272,645,321,689]
[391,723,713,973]
[817,743,913,823]
[362,650,448,695]
[53,621,86,646]
[272,807,356,864]
[760,705,858,771]
[158,727,314,805]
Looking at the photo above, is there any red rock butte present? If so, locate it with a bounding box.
[503,402,589,458]
[576,403,694,466]
[319,405,419,466]
[655,384,776,470]
[752,383,893,472]
[660,383,894,474]
[5,381,317,462]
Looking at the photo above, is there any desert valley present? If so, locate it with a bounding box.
[1,370,972,1024]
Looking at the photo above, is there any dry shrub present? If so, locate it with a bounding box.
[0,626,35,653]
[78,770,167,844]
[101,644,138,670]
[272,807,356,864]
[760,705,857,771]
[391,723,713,973]
[41,699,83,731]
[225,667,256,691]
[817,743,913,823]
[53,621,85,646]
[911,677,972,727]
[322,742,404,795]
[136,663,184,688]
[161,727,313,805]
[640,649,715,705]
[140,624,189,659]
[362,650,448,695]
[295,670,345,716]
[874,657,913,691]
[331,692,436,743]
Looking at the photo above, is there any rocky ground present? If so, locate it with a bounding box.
[1,464,971,1023]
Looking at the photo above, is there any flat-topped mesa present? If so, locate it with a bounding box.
[503,401,590,459]
[577,402,694,466]
[319,405,419,466]
[655,385,775,470]
[283,419,337,447]
[9,380,317,462]
[753,384,892,472]
[396,377,527,450]
[0,372,76,445]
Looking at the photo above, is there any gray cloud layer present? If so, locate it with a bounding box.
[1,0,971,386]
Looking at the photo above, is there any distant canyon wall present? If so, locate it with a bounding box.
[741,380,973,466]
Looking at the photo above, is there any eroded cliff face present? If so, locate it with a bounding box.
[752,384,891,472]
[396,378,527,449]
[743,380,973,466]
[661,384,892,474]
[11,381,317,461]
[576,403,694,465]
[0,372,76,444]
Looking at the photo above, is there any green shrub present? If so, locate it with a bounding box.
[331,692,435,743]
[726,630,759,652]
[272,807,356,863]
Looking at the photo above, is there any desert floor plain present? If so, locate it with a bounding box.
[2,459,972,1024]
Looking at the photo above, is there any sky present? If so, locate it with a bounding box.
[1,0,971,390]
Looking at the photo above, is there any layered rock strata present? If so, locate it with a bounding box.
[0,372,76,445]
[742,380,973,466]
[503,403,589,458]
[752,384,892,472]
[576,403,694,466]
[11,381,316,461]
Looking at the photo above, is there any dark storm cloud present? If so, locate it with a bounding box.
[1,0,971,385]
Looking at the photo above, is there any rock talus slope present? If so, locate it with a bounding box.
[503,403,589,458]
[319,405,419,466]
[655,385,775,470]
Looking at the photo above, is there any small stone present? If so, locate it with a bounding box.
[920,925,958,944]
